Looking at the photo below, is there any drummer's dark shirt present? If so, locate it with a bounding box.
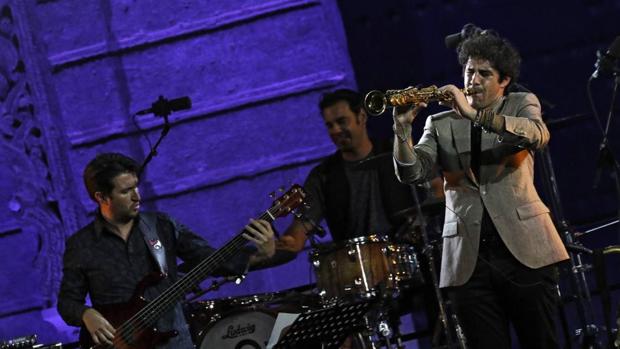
[57,211,250,349]
[302,146,413,241]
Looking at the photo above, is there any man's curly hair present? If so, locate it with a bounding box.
[457,33,521,90]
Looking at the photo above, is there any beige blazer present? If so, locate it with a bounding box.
[395,92,569,287]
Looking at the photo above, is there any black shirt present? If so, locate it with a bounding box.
[57,211,250,348]
[303,143,417,242]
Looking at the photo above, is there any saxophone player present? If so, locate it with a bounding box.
[392,31,568,348]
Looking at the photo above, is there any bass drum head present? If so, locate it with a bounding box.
[198,310,276,349]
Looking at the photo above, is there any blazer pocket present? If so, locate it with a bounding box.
[442,221,458,237]
[516,200,550,220]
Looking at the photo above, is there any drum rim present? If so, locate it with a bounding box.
[310,234,390,256]
[196,290,285,307]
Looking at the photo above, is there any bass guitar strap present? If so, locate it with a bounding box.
[139,212,168,275]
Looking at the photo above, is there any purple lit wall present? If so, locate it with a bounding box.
[0,0,355,344]
[2,0,620,347]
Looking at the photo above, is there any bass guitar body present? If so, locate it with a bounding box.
[79,273,177,349]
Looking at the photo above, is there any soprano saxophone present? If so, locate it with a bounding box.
[364,85,473,116]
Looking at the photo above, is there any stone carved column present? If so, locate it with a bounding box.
[0,1,84,307]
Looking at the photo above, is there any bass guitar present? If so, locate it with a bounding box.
[78,185,305,349]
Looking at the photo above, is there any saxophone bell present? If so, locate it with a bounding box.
[363,90,388,116]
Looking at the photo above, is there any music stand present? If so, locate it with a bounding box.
[273,300,374,349]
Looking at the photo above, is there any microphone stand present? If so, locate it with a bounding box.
[406,183,466,349]
[538,142,602,349]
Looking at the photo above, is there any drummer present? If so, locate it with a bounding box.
[268,89,438,262]
[257,89,441,348]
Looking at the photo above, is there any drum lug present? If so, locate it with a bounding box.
[312,259,320,268]
[347,248,357,260]
[354,277,362,286]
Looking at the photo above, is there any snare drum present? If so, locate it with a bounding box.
[310,235,418,299]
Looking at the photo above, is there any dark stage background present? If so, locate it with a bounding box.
[0,0,618,347]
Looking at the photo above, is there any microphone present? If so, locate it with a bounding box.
[136,95,192,117]
[312,222,327,238]
[591,36,620,79]
[445,23,483,49]
[303,217,327,238]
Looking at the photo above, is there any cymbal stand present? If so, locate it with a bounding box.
[537,145,602,349]
[372,289,407,349]
[589,72,620,240]
[406,183,467,349]
[185,274,245,303]
[356,297,402,349]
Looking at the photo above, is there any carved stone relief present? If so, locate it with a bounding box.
[0,3,65,306]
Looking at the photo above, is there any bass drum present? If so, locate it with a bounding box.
[197,308,276,349]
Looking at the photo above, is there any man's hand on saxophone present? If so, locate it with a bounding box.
[438,84,477,120]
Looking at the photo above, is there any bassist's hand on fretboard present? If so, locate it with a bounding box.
[244,218,276,267]
[82,308,115,347]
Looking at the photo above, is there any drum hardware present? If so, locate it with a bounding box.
[347,248,356,258]
[185,274,246,303]
[377,320,392,346]
[452,313,468,349]
[356,295,410,349]
[615,301,619,348]
[1,335,37,349]
[0,335,65,349]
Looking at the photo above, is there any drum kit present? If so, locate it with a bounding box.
[184,160,446,348]
[184,232,429,349]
